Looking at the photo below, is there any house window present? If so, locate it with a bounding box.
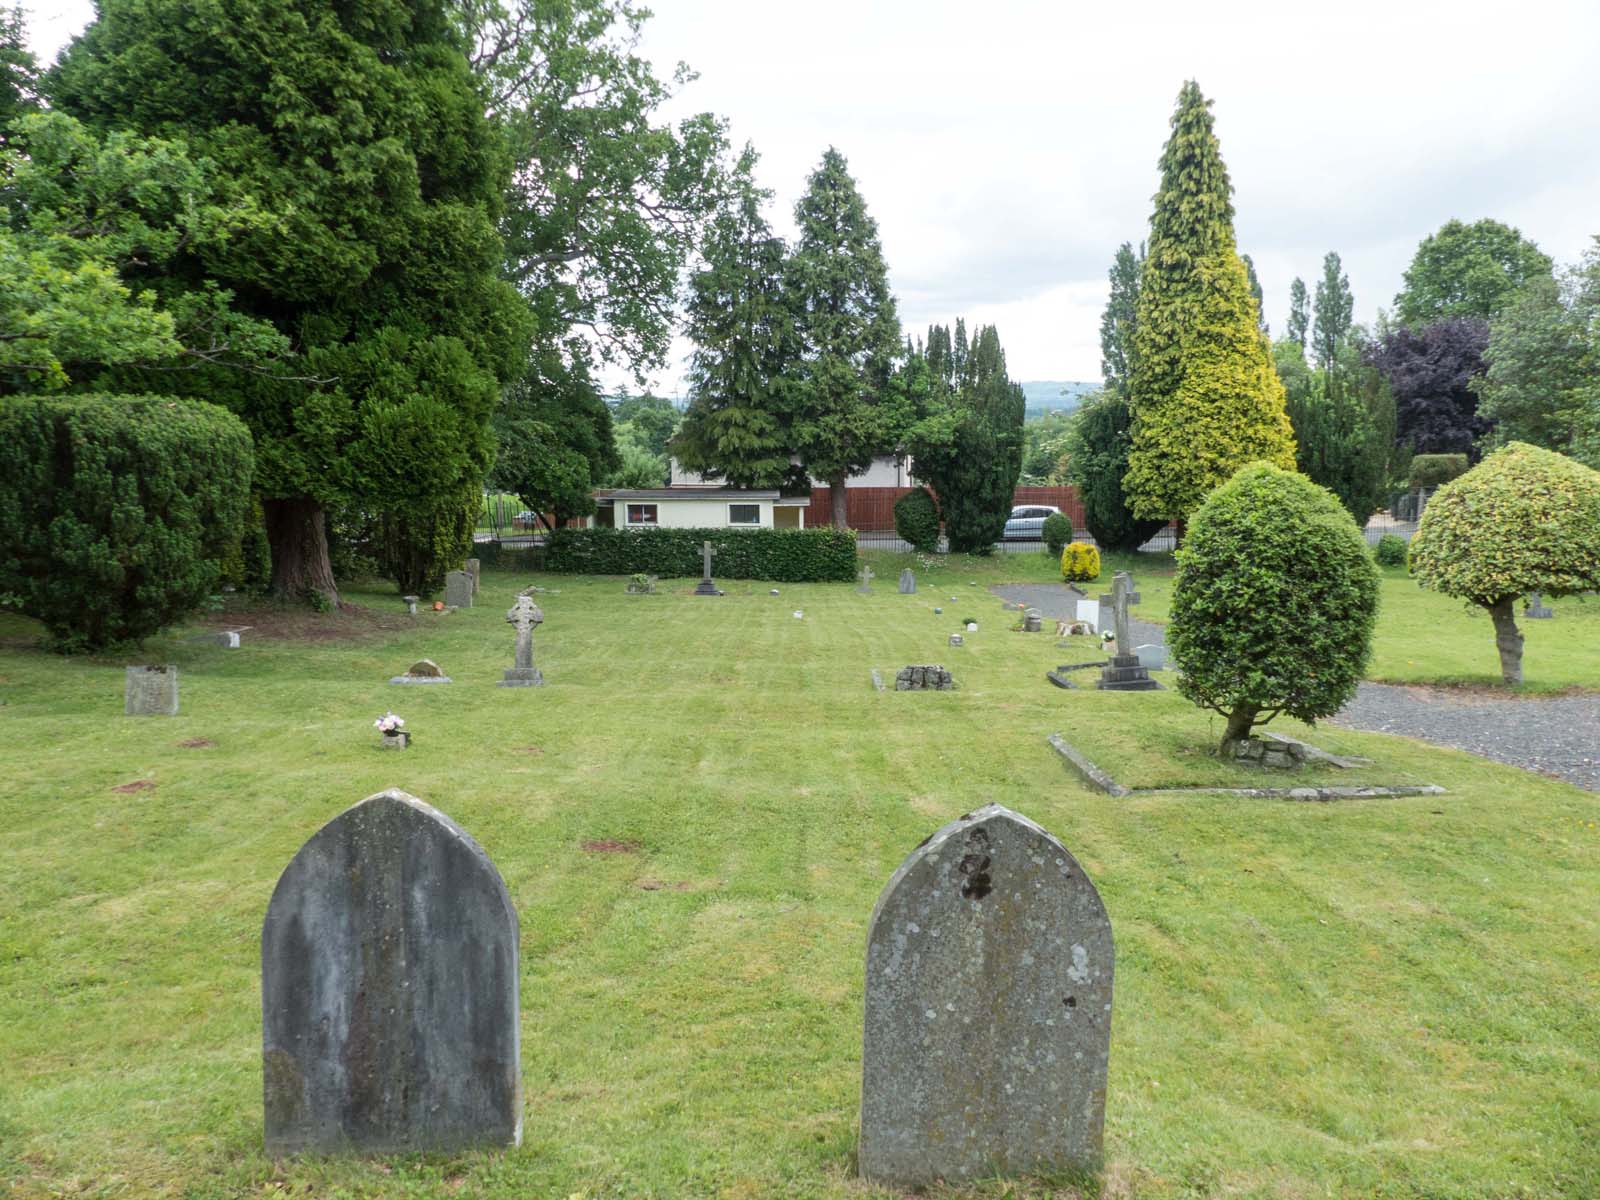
[626,503,658,526]
[728,503,761,526]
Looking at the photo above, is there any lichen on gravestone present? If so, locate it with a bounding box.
[860,805,1113,1186]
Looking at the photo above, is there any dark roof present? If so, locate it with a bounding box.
[594,488,781,501]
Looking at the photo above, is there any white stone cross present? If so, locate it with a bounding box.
[1109,571,1140,648]
[700,540,717,581]
[506,596,543,670]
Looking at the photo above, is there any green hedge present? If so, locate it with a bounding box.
[0,394,254,650]
[1410,453,1469,490]
[544,527,857,582]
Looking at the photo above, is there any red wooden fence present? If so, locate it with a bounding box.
[805,485,1084,532]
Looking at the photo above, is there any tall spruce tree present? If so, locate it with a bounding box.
[672,147,795,488]
[786,147,902,528]
[49,0,528,603]
[1100,242,1143,396]
[1312,251,1354,368]
[905,323,1025,553]
[1286,277,1310,348]
[1124,80,1295,522]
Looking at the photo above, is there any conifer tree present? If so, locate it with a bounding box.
[1100,242,1143,397]
[1124,81,1295,522]
[1286,277,1310,348]
[672,147,795,488]
[1312,251,1354,368]
[1242,252,1266,333]
[786,147,902,528]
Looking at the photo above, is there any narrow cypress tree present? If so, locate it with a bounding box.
[1286,278,1310,348]
[672,147,794,488]
[786,147,902,528]
[1242,252,1266,333]
[1100,242,1143,397]
[1312,251,1354,368]
[1125,81,1296,521]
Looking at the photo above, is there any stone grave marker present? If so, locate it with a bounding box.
[694,540,720,596]
[895,665,954,690]
[1096,573,1160,691]
[1023,607,1043,633]
[390,658,452,685]
[1075,598,1100,632]
[402,595,419,615]
[860,805,1113,1186]
[261,789,521,1154]
[444,570,473,608]
[1134,643,1167,671]
[898,568,916,594]
[497,596,544,687]
[464,557,481,596]
[858,564,875,594]
[1525,592,1553,619]
[125,665,179,716]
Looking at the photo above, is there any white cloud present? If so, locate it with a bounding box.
[26,0,1600,389]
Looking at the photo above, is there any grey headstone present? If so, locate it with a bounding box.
[261,789,521,1155]
[860,805,1113,1186]
[390,658,452,685]
[444,571,473,609]
[465,558,481,596]
[899,569,916,594]
[1525,592,1553,619]
[124,666,178,716]
[1134,643,1167,671]
[949,633,963,646]
[403,595,419,615]
[498,596,544,687]
[858,565,875,593]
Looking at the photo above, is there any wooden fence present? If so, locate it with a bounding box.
[805,485,1084,532]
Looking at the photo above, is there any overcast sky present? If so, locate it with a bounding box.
[26,0,1600,389]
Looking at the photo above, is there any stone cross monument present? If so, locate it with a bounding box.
[497,595,544,687]
[857,565,875,593]
[1096,571,1160,691]
[694,540,720,596]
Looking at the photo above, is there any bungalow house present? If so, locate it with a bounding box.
[591,488,810,530]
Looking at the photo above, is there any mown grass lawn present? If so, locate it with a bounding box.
[1,560,1597,1199]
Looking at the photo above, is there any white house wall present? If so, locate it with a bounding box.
[621,498,774,529]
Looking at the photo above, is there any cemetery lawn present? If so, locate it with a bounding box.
[2,564,1597,1199]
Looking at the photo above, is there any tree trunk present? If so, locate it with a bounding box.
[830,475,849,530]
[263,496,339,607]
[1173,517,1187,549]
[1220,703,1258,755]
[1488,596,1524,686]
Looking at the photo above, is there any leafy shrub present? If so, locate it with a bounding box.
[1374,533,1408,567]
[1041,511,1074,554]
[218,495,273,594]
[545,527,857,582]
[1409,453,1469,490]
[1169,462,1378,750]
[1065,390,1170,550]
[893,487,942,552]
[1409,442,1600,684]
[474,540,543,572]
[377,478,480,596]
[1060,542,1101,582]
[0,395,254,651]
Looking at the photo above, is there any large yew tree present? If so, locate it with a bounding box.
[49,0,527,603]
[1125,81,1295,523]
[787,147,902,528]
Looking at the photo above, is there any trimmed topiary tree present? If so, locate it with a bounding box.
[1408,442,1600,685]
[1409,453,1469,491]
[0,395,254,650]
[1041,511,1073,555]
[1169,462,1379,752]
[1374,533,1408,568]
[893,487,942,553]
[1060,542,1101,583]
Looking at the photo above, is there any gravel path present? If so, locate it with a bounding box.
[992,582,1600,792]
[1329,683,1600,792]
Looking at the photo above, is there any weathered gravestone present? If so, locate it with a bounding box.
[464,557,481,596]
[1096,572,1159,691]
[261,789,521,1154]
[498,596,544,687]
[1525,592,1553,619]
[899,568,916,594]
[389,658,451,685]
[858,565,875,594]
[125,665,179,716]
[694,540,720,596]
[860,805,1113,1186]
[1075,598,1100,632]
[1023,607,1043,633]
[444,570,474,609]
[1134,643,1167,671]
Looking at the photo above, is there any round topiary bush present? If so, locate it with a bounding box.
[1169,462,1379,751]
[893,487,942,553]
[1409,442,1600,685]
[0,394,255,651]
[1060,541,1101,583]
[1041,511,1074,555]
[1374,533,1408,568]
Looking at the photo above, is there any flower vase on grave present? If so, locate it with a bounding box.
[380,731,409,750]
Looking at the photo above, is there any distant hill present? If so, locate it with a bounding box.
[1020,380,1097,420]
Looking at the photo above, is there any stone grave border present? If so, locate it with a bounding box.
[1046,732,1444,801]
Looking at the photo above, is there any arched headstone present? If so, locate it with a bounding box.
[261,789,521,1154]
[860,804,1113,1186]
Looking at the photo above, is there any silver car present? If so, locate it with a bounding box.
[1002,504,1061,540]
